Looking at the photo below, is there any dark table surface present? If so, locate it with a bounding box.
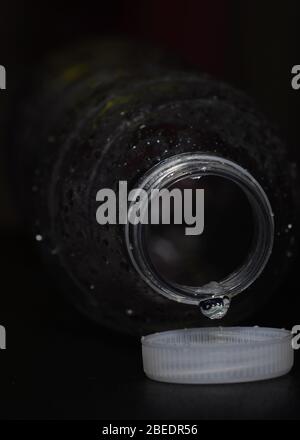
[0,233,299,420]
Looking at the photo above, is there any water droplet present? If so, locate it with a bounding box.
[285,224,293,233]
[199,296,231,320]
[201,166,207,172]
[157,140,160,143]
[35,234,43,242]
[132,145,137,150]
[140,124,146,129]
[126,309,134,316]
[120,111,125,116]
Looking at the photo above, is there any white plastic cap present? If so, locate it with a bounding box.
[141,327,293,384]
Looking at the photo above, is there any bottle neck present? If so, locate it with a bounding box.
[125,153,274,318]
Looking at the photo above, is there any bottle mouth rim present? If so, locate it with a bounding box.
[125,153,274,305]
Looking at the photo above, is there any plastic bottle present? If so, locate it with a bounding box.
[13,40,298,335]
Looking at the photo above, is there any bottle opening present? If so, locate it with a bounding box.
[125,153,274,312]
[145,175,254,287]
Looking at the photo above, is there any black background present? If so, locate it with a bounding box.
[0,0,300,420]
